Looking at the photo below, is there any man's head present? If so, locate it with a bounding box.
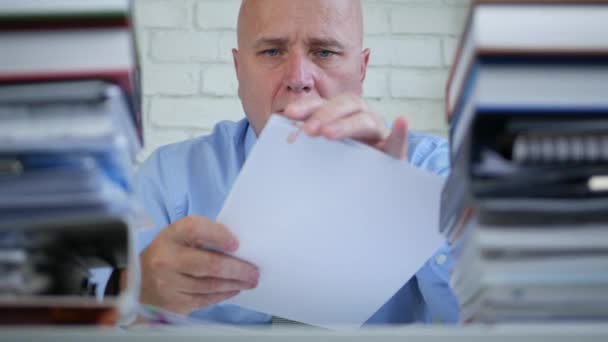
[233,0,370,135]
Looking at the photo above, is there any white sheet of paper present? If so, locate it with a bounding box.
[217,114,445,329]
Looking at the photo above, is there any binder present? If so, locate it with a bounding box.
[446,0,608,119]
[0,0,140,326]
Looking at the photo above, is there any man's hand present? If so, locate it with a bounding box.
[139,216,259,315]
[283,94,409,160]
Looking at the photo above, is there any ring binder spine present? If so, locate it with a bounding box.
[513,134,608,164]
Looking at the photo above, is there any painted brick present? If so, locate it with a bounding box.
[135,0,190,29]
[150,97,245,129]
[390,69,449,99]
[366,36,442,67]
[150,31,220,62]
[201,64,239,96]
[391,6,466,35]
[143,64,200,96]
[196,1,240,30]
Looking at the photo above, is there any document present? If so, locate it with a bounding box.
[217,114,445,328]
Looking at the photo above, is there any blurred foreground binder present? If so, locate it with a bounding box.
[0,0,141,326]
[441,0,608,324]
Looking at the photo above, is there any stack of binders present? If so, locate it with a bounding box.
[441,0,608,323]
[0,0,141,325]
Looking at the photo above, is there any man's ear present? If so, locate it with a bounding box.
[232,48,240,80]
[360,48,371,83]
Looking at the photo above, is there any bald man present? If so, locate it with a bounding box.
[127,0,458,325]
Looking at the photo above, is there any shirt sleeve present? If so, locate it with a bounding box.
[132,148,173,255]
[90,148,172,298]
[411,136,460,323]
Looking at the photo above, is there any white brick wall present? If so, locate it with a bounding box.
[134,0,469,160]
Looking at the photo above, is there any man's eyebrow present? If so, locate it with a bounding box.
[307,37,346,50]
[251,37,347,50]
[251,37,288,49]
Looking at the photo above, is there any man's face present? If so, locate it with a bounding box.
[233,0,370,135]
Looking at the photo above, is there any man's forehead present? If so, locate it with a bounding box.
[240,0,361,12]
[237,0,363,48]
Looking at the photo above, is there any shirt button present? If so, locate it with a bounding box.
[435,254,447,265]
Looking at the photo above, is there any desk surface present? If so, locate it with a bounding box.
[2,324,608,342]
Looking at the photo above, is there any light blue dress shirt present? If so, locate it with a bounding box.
[126,118,459,325]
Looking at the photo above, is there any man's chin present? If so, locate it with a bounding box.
[246,112,277,136]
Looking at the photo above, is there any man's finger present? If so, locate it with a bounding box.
[170,216,238,253]
[282,97,325,120]
[176,248,260,284]
[321,111,387,142]
[306,94,367,130]
[172,290,241,314]
[190,291,241,310]
[300,94,368,136]
[173,273,257,295]
[381,117,409,160]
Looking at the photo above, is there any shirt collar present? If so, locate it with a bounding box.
[244,120,257,160]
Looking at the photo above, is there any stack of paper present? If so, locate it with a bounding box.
[440,0,608,323]
[0,0,140,325]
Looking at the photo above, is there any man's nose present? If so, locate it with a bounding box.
[282,52,314,94]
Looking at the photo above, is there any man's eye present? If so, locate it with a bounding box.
[316,50,335,58]
[262,49,280,57]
